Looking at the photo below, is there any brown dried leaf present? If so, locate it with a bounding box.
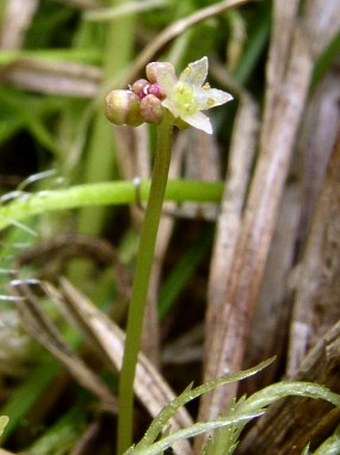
[0,0,38,50]
[288,131,340,375]
[2,59,101,97]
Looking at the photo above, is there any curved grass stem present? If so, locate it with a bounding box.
[117,119,173,454]
[0,180,223,233]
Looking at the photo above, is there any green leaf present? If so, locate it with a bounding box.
[135,357,275,449]
[245,381,340,412]
[128,411,265,455]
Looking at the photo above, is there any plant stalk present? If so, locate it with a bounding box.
[117,118,173,454]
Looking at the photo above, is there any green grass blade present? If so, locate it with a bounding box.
[0,180,223,232]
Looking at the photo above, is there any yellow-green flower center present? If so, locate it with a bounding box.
[172,82,199,116]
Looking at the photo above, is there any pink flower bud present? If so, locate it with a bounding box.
[140,94,164,124]
[147,83,165,100]
[105,90,143,127]
[130,79,149,99]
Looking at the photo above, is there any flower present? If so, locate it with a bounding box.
[147,56,233,134]
[104,57,232,132]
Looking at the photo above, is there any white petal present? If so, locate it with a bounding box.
[152,63,177,97]
[179,56,208,87]
[183,111,213,134]
[196,88,233,110]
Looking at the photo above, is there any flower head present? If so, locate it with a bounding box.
[105,57,232,132]
[147,56,233,134]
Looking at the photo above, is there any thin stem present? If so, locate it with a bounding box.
[0,180,223,232]
[117,119,173,454]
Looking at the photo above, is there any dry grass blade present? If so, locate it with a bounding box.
[197,92,258,436]
[297,66,340,246]
[203,92,258,359]
[199,0,340,424]
[288,131,340,375]
[242,182,301,389]
[0,0,38,50]
[11,279,118,413]
[261,0,300,137]
[43,278,193,453]
[2,59,101,97]
[179,128,221,220]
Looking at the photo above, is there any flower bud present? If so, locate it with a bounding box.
[105,89,143,126]
[147,83,165,100]
[146,61,174,84]
[140,94,164,124]
[130,79,149,99]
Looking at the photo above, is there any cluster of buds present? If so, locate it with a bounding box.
[105,63,171,127]
[105,57,233,134]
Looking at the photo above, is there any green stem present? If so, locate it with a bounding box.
[0,180,223,232]
[117,119,173,454]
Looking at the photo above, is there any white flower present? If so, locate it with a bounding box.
[151,56,233,134]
